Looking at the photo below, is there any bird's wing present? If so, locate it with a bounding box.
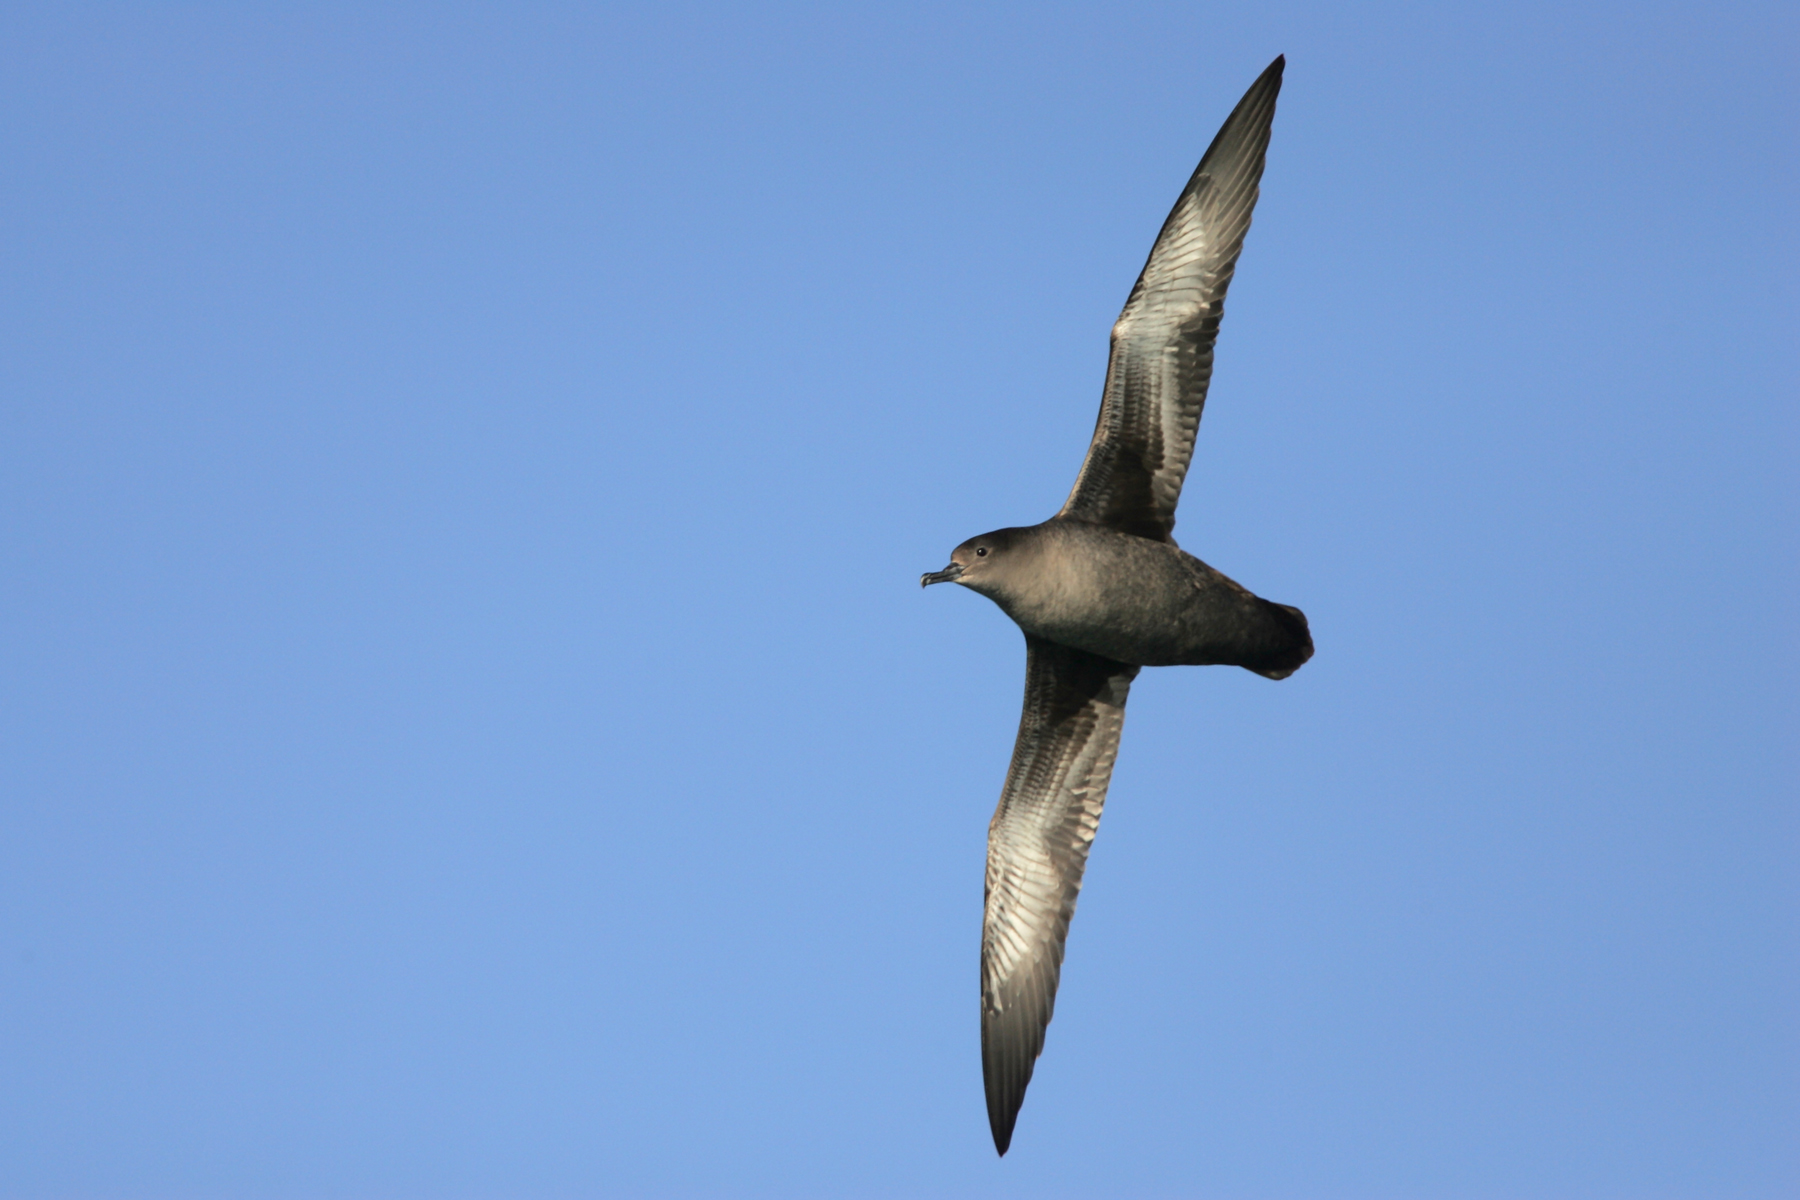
[1058,56,1283,543]
[982,635,1139,1155]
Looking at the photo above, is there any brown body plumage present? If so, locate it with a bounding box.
[921,56,1307,1155]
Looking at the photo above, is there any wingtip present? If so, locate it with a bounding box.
[989,1107,1017,1156]
[983,1030,1029,1158]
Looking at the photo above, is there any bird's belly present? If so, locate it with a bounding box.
[1009,591,1193,666]
[997,547,1193,665]
[997,538,1272,668]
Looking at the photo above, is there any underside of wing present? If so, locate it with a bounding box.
[1059,56,1284,543]
[982,636,1139,1155]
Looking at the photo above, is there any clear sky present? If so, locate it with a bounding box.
[2,3,1794,1197]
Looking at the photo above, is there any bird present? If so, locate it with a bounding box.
[920,55,1310,1156]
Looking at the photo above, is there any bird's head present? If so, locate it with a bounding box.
[920,527,1028,594]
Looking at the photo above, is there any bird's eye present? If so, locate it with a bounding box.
[975,547,988,557]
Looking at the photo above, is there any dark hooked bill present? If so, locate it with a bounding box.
[919,563,964,587]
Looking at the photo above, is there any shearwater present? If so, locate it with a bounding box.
[920,55,1311,1156]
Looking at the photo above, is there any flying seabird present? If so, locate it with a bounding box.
[921,55,1310,1156]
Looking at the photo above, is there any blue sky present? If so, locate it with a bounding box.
[2,3,1794,1196]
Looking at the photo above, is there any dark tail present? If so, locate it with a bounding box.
[1243,601,1313,680]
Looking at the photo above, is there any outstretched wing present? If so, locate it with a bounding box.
[1059,56,1283,543]
[982,636,1139,1155]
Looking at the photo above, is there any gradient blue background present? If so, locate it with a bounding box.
[3,3,1794,1197]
